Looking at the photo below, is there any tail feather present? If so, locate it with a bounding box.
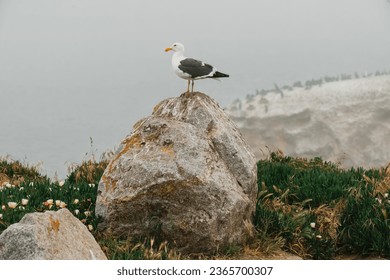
[212,71,229,78]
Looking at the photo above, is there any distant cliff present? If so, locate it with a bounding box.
[226,75,390,168]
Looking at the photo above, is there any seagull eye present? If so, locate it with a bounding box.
[173,44,177,47]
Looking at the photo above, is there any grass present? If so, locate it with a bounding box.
[0,157,106,234]
[255,151,390,259]
[0,152,389,259]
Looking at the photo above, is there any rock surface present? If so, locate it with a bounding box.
[0,209,107,260]
[96,92,257,254]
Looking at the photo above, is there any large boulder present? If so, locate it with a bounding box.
[95,92,257,254]
[0,209,107,260]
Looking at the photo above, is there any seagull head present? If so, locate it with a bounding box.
[165,42,184,53]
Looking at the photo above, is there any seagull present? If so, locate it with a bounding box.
[165,42,229,93]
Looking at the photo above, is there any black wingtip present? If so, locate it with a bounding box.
[213,71,229,78]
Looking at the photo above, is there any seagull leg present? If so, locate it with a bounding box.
[191,80,194,93]
[187,80,190,93]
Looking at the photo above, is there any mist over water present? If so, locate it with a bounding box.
[1,0,390,177]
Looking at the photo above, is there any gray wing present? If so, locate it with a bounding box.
[178,58,214,78]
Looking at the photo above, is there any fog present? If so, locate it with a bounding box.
[1,0,389,177]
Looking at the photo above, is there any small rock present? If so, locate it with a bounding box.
[0,209,107,260]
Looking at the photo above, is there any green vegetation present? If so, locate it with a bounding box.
[255,152,390,259]
[0,158,106,234]
[0,153,389,259]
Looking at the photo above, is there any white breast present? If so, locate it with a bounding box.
[172,53,192,80]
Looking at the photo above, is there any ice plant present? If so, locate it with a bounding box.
[8,202,17,209]
[74,209,80,215]
[1,205,5,211]
[59,181,65,187]
[21,199,29,206]
[88,225,93,231]
[310,222,316,229]
[55,200,61,207]
[73,199,79,204]
[0,214,3,219]
[59,201,67,208]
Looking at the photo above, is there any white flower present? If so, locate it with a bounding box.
[1,205,5,211]
[19,187,24,191]
[88,225,94,231]
[59,201,67,208]
[55,200,61,207]
[29,182,34,187]
[21,199,29,206]
[384,193,389,198]
[316,235,322,240]
[46,199,54,205]
[88,183,95,188]
[0,214,3,219]
[73,199,79,204]
[8,202,17,209]
[310,222,316,229]
[84,211,91,217]
[5,183,11,188]
[375,198,382,204]
[74,209,80,215]
[59,181,65,187]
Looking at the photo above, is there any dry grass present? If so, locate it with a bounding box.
[312,202,344,240]
[0,173,9,186]
[0,157,45,186]
[375,163,390,195]
[67,159,109,184]
[97,234,182,260]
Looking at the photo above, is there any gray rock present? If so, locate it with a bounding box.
[0,209,107,260]
[96,92,257,254]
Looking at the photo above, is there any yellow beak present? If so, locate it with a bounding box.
[165,47,172,52]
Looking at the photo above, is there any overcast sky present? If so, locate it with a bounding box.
[0,0,389,176]
[1,0,390,99]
